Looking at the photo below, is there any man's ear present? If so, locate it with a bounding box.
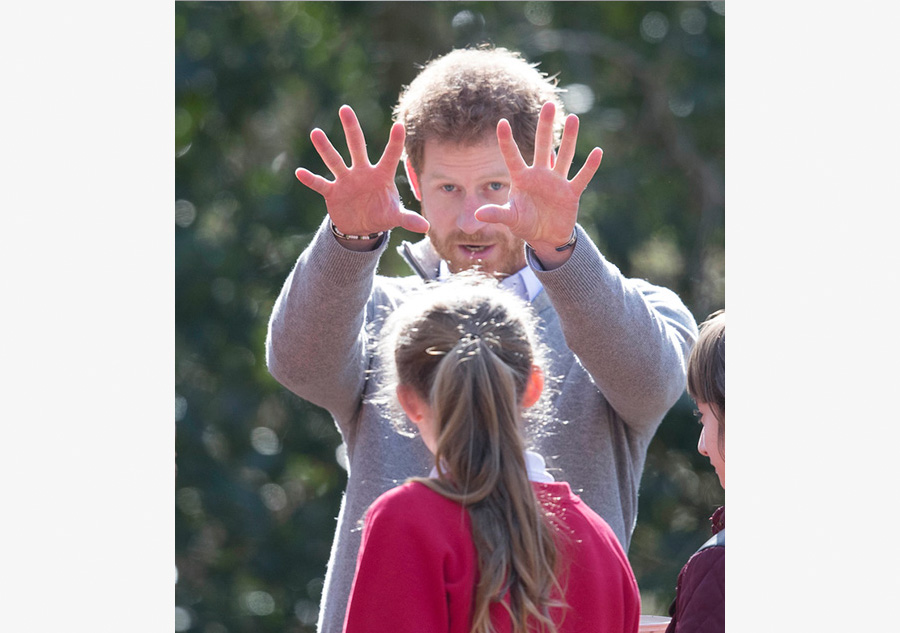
[397,383,426,426]
[404,158,423,202]
[521,365,545,409]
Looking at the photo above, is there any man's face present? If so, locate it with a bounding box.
[409,137,527,277]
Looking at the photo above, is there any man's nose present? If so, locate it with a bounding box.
[456,193,488,235]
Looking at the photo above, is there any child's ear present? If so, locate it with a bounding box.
[521,365,544,409]
[397,383,426,425]
[404,158,423,202]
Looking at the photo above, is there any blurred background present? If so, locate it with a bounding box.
[175,2,724,631]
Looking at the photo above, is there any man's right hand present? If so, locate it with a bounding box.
[295,105,430,238]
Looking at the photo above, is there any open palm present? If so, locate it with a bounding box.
[295,105,429,236]
[475,101,602,253]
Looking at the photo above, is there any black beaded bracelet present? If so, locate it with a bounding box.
[330,221,385,241]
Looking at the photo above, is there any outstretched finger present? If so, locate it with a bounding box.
[532,102,557,168]
[295,167,333,197]
[338,105,371,167]
[310,128,349,178]
[569,147,604,193]
[496,119,528,175]
[554,114,580,177]
[376,122,406,171]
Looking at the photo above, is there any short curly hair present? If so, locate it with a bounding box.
[393,46,566,173]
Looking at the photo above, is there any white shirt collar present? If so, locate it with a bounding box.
[437,261,543,302]
[428,450,554,483]
[523,450,555,483]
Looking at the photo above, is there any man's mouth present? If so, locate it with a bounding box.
[462,244,489,253]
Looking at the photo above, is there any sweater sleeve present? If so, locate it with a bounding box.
[265,215,391,436]
[528,224,698,432]
[342,484,475,633]
[669,546,725,633]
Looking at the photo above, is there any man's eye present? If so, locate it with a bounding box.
[488,182,504,191]
[441,184,456,192]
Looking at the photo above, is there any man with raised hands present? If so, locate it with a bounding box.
[266,46,697,633]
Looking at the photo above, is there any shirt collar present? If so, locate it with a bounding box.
[428,450,554,483]
[437,261,543,302]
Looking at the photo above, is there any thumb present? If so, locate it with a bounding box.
[474,203,515,227]
[397,207,430,234]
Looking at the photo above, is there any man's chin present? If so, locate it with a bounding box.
[445,256,524,278]
[431,239,527,277]
[447,260,493,275]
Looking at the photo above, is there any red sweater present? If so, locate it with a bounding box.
[343,481,640,633]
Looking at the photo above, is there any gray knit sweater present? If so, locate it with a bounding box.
[266,216,697,633]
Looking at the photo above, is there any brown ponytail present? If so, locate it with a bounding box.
[388,277,564,633]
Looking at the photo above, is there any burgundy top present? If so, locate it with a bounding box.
[343,480,641,633]
[666,507,725,633]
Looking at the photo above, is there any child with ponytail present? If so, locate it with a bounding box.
[342,276,640,633]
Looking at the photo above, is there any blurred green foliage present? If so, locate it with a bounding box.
[175,2,725,631]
